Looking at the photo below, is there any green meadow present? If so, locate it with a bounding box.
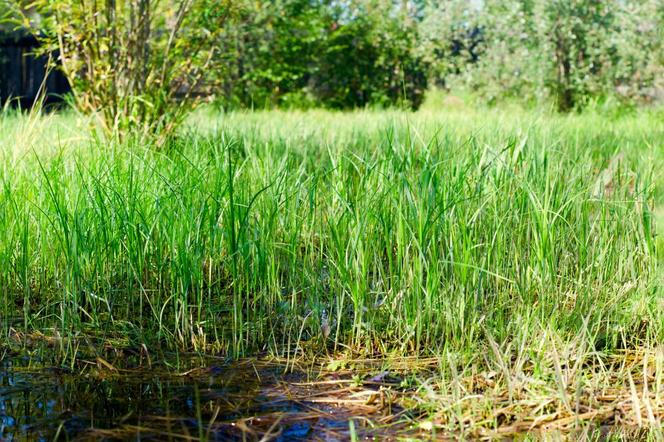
[1,107,662,437]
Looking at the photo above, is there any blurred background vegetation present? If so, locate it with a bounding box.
[194,0,664,112]
[1,0,663,130]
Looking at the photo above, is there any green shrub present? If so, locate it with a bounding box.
[15,0,232,141]
[311,3,427,110]
[212,0,427,110]
[212,0,325,109]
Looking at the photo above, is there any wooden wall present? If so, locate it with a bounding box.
[0,32,70,108]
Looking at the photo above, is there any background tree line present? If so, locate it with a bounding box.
[2,0,662,138]
[214,0,662,112]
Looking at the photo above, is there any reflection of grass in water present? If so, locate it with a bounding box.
[2,347,662,440]
[0,107,662,438]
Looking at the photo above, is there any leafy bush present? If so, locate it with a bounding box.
[311,2,427,110]
[213,0,325,109]
[213,0,427,110]
[418,1,484,89]
[14,0,232,140]
[5,0,661,115]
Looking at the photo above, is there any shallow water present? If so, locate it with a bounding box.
[0,353,390,441]
[1,349,653,441]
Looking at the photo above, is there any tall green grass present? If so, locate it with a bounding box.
[0,108,661,357]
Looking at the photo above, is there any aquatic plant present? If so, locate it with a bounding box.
[1,108,660,358]
[0,107,662,438]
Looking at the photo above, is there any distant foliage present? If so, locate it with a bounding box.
[422,0,664,111]
[213,0,326,109]
[418,1,483,88]
[312,2,427,109]
[3,0,663,115]
[213,0,427,110]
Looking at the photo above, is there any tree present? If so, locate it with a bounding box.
[423,0,664,111]
[213,0,327,108]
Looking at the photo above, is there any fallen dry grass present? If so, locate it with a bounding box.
[85,347,664,440]
[3,332,662,441]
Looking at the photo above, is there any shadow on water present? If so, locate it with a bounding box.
[0,346,416,441]
[0,352,394,441]
[1,345,658,441]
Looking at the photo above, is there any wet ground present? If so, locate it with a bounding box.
[3,344,657,441]
[0,351,412,441]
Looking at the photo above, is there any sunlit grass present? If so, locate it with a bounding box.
[1,107,661,356]
[1,106,662,437]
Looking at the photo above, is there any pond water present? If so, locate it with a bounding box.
[0,351,407,441]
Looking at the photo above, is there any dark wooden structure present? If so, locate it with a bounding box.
[0,32,70,108]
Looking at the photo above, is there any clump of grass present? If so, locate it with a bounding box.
[1,107,663,438]
[0,108,661,362]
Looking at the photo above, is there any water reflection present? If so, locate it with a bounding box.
[0,355,340,441]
